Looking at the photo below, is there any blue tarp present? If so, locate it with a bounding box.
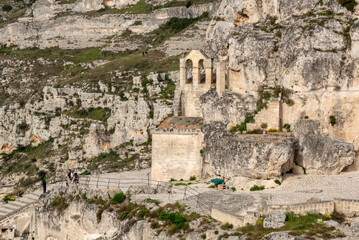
[211,178,224,185]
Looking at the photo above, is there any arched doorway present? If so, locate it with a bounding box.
[199,59,205,84]
[186,59,193,84]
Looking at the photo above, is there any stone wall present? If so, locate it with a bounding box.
[334,198,359,217]
[202,122,295,179]
[210,208,258,227]
[267,201,335,215]
[151,128,203,181]
[181,84,210,117]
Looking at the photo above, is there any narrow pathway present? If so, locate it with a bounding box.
[0,190,42,221]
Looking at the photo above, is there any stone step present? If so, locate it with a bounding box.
[25,193,41,200]
[0,208,13,214]
[8,201,27,208]
[1,204,19,211]
[17,197,37,204]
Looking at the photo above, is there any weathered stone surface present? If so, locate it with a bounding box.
[200,88,256,127]
[292,120,355,174]
[260,232,296,240]
[263,210,286,229]
[202,122,295,179]
[0,2,217,49]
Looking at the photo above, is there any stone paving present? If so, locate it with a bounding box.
[262,172,359,205]
[0,189,42,222]
[79,169,359,209]
[3,169,359,223]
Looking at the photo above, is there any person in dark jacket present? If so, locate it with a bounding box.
[66,169,72,187]
[42,173,47,193]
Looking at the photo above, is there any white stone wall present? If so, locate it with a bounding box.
[181,85,209,117]
[151,129,203,182]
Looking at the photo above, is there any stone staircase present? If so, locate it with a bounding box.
[266,57,277,88]
[0,191,42,221]
[173,89,182,117]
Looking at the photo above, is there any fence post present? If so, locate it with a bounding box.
[87,177,90,187]
[147,173,150,186]
[96,177,99,188]
[168,184,173,199]
[117,179,120,189]
[183,186,187,200]
[196,194,200,207]
[107,179,110,189]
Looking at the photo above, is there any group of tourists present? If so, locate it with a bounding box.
[40,170,80,194]
[66,169,79,186]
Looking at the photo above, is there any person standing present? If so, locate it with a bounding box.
[72,173,79,185]
[66,169,72,187]
[41,173,47,194]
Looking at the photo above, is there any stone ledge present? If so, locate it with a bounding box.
[151,127,202,135]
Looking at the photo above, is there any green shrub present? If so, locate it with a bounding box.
[274,179,281,185]
[189,176,196,181]
[250,185,265,191]
[260,123,267,129]
[329,115,336,126]
[304,116,309,119]
[201,234,206,239]
[338,0,357,11]
[245,116,254,123]
[285,99,294,106]
[80,170,91,175]
[214,230,219,234]
[283,123,291,131]
[50,196,70,212]
[2,5,12,12]
[158,211,188,231]
[200,149,203,156]
[238,123,247,133]
[231,187,236,192]
[302,167,307,175]
[146,198,160,205]
[112,192,126,204]
[221,222,233,230]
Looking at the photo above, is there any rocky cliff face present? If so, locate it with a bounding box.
[36,188,171,240]
[35,186,220,240]
[201,0,359,174]
[202,122,296,179]
[292,119,355,174]
[200,88,256,126]
[0,0,219,185]
[0,71,175,184]
[0,0,217,49]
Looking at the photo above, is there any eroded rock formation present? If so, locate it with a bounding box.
[202,122,296,179]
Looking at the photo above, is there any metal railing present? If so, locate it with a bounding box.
[65,173,214,214]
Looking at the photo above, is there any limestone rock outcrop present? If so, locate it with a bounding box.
[202,122,296,179]
[0,1,217,49]
[200,88,256,127]
[292,120,355,174]
[36,187,172,240]
[263,210,286,229]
